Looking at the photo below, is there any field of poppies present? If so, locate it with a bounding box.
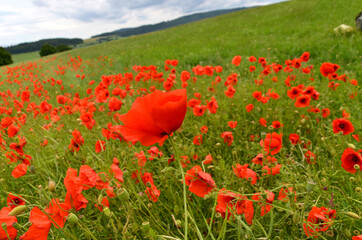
[0,47,361,240]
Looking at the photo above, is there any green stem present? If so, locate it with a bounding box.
[168,134,188,240]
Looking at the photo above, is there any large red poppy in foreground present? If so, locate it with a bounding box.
[119,89,187,146]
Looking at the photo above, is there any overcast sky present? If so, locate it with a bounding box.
[0,0,284,47]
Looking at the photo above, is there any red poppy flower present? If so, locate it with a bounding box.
[252,191,275,216]
[300,52,310,62]
[233,163,258,185]
[221,132,233,146]
[203,154,213,165]
[277,187,297,202]
[224,85,236,98]
[20,207,51,240]
[193,134,203,145]
[95,140,106,153]
[0,207,18,240]
[252,153,264,165]
[322,108,330,118]
[231,55,241,66]
[206,97,218,114]
[185,165,216,197]
[64,168,88,211]
[200,126,208,134]
[7,193,25,209]
[320,62,339,77]
[260,132,282,155]
[11,163,28,178]
[215,189,254,224]
[289,133,300,145]
[249,56,256,62]
[341,148,362,173]
[118,89,187,146]
[272,121,282,129]
[246,104,254,112]
[45,199,70,228]
[108,97,122,112]
[259,117,267,127]
[193,105,207,116]
[228,121,237,129]
[303,206,336,237]
[145,184,161,202]
[332,118,354,135]
[305,151,316,164]
[295,95,311,108]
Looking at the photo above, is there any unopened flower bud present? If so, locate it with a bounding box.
[103,207,111,217]
[344,229,352,238]
[67,213,79,224]
[8,205,27,216]
[48,180,56,192]
[347,143,356,149]
[141,221,150,232]
[306,180,316,193]
[345,212,361,219]
[117,188,129,202]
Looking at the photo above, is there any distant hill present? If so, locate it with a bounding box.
[5,38,84,54]
[92,7,248,38]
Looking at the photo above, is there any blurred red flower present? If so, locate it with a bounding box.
[341,148,362,173]
[119,89,187,146]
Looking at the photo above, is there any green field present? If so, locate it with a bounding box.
[11,51,40,64]
[0,0,361,239]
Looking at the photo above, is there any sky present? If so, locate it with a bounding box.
[0,0,284,47]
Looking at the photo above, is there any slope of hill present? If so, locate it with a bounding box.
[60,0,361,77]
[91,7,249,38]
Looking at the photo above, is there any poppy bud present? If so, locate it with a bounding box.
[117,188,129,202]
[326,230,334,237]
[141,221,150,233]
[344,229,352,238]
[103,207,111,217]
[175,220,182,229]
[345,212,361,219]
[67,213,79,224]
[97,194,103,205]
[48,180,56,192]
[292,214,299,224]
[1,223,6,231]
[347,143,356,149]
[300,119,306,124]
[28,166,36,174]
[306,180,316,193]
[8,205,27,216]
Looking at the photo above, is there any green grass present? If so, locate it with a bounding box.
[11,51,40,64]
[0,0,361,239]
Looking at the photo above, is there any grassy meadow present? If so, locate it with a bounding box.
[0,0,361,239]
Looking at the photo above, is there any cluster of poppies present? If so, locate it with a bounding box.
[0,50,360,239]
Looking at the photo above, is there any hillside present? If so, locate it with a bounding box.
[92,7,248,38]
[52,0,361,77]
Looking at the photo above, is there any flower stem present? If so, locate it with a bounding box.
[168,134,188,240]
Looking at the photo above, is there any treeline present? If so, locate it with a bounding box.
[92,7,247,38]
[5,38,83,54]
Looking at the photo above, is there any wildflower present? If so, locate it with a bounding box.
[332,118,354,135]
[341,148,362,173]
[118,89,187,146]
[232,55,242,66]
[20,207,51,240]
[289,133,300,145]
[303,206,336,237]
[221,132,233,146]
[260,132,282,155]
[185,165,216,197]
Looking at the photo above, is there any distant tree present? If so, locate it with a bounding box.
[56,44,72,53]
[0,47,13,66]
[39,44,57,57]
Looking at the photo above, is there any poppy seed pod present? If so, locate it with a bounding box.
[67,213,79,224]
[116,188,129,202]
